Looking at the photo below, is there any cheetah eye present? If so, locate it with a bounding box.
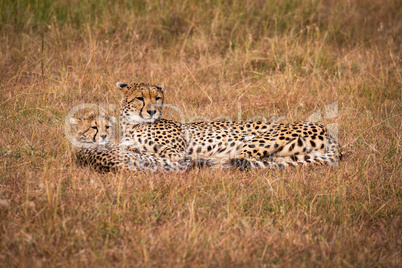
[136,97,144,101]
[156,97,162,101]
[106,126,110,129]
[91,126,98,130]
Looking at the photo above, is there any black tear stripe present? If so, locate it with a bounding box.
[139,98,145,118]
[140,89,152,118]
[90,129,98,142]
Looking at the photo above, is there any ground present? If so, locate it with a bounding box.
[0,0,401,266]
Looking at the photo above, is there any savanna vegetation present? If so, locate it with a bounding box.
[0,0,401,266]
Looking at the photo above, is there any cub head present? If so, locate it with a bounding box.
[117,82,164,123]
[70,109,113,145]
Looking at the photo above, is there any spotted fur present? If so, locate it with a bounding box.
[69,108,193,173]
[118,82,342,169]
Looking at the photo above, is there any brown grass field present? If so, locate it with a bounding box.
[0,0,401,266]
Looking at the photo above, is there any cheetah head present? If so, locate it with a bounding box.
[70,109,113,145]
[117,82,164,124]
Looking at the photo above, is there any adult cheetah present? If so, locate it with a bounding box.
[117,82,342,169]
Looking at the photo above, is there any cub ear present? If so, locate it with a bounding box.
[70,117,80,125]
[155,85,164,91]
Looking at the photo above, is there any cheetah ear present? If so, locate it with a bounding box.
[70,117,80,125]
[116,82,128,88]
[116,82,130,95]
[155,85,164,91]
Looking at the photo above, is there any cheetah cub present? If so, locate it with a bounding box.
[68,108,192,173]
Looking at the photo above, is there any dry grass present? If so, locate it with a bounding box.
[0,0,401,266]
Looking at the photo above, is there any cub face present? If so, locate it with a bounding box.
[117,82,164,123]
[70,109,113,145]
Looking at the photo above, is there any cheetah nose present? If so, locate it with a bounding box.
[100,135,107,140]
[147,110,157,117]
